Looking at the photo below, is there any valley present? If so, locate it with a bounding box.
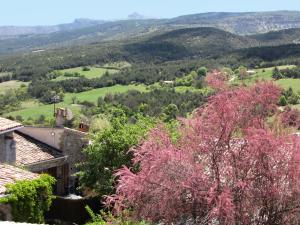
[0,8,300,225]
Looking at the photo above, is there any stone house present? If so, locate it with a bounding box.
[0,112,88,196]
[0,113,88,221]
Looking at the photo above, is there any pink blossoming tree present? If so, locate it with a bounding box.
[106,72,300,225]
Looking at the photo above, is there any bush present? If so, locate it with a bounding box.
[197,66,207,76]
[0,174,56,224]
[82,66,91,71]
[279,95,288,106]
[85,207,149,225]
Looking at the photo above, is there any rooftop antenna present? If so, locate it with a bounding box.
[51,95,60,117]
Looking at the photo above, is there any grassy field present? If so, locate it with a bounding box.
[174,86,211,94]
[231,65,298,89]
[6,85,147,119]
[275,79,300,92]
[64,84,147,104]
[0,80,29,94]
[52,66,119,81]
[0,72,12,77]
[236,65,296,85]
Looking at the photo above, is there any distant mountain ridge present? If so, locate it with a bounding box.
[0,18,107,38]
[168,11,300,34]
[2,10,300,38]
[1,11,300,55]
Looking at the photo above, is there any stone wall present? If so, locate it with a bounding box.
[0,132,16,164]
[0,135,5,163]
[59,128,87,175]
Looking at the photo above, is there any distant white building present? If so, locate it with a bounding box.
[247,70,256,75]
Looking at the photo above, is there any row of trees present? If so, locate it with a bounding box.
[279,87,300,106]
[0,87,29,114]
[273,66,300,80]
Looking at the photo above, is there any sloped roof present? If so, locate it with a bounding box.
[0,164,38,194]
[0,117,22,133]
[14,132,63,166]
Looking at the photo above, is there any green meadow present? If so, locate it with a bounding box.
[0,80,29,94]
[232,65,298,91]
[6,84,147,119]
[52,66,119,81]
[275,79,300,92]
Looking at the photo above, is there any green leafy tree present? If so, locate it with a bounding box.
[283,87,300,105]
[238,66,248,80]
[272,67,284,80]
[82,66,91,71]
[78,113,155,195]
[197,66,207,76]
[71,95,78,104]
[163,104,179,122]
[85,206,149,225]
[279,95,288,106]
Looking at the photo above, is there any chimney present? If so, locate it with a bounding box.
[78,122,90,133]
[55,108,67,127]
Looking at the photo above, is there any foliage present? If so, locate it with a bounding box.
[283,87,300,105]
[278,95,288,106]
[274,66,300,79]
[163,103,179,122]
[280,106,300,130]
[272,67,284,80]
[78,113,155,195]
[0,174,56,224]
[0,87,29,114]
[237,65,248,80]
[197,67,207,76]
[106,76,300,225]
[100,88,209,118]
[85,206,149,225]
[175,71,197,87]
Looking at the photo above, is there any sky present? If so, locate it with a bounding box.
[2,0,300,26]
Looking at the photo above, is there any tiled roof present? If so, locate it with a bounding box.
[0,164,38,194]
[0,117,22,133]
[15,132,63,166]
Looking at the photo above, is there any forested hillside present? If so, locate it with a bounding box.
[1,11,300,55]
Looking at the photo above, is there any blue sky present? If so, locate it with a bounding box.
[2,0,300,26]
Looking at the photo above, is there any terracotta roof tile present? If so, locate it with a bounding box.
[0,117,22,133]
[15,132,63,166]
[0,164,38,194]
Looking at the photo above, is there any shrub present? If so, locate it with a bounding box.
[0,174,56,223]
[279,95,287,106]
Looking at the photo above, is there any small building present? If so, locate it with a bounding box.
[0,113,88,196]
[247,70,256,75]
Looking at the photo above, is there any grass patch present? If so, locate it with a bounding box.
[232,65,297,87]
[5,102,81,120]
[102,61,131,69]
[64,84,147,104]
[0,80,29,93]
[52,66,118,81]
[6,85,147,119]
[275,79,300,92]
[0,72,12,77]
[174,86,210,94]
